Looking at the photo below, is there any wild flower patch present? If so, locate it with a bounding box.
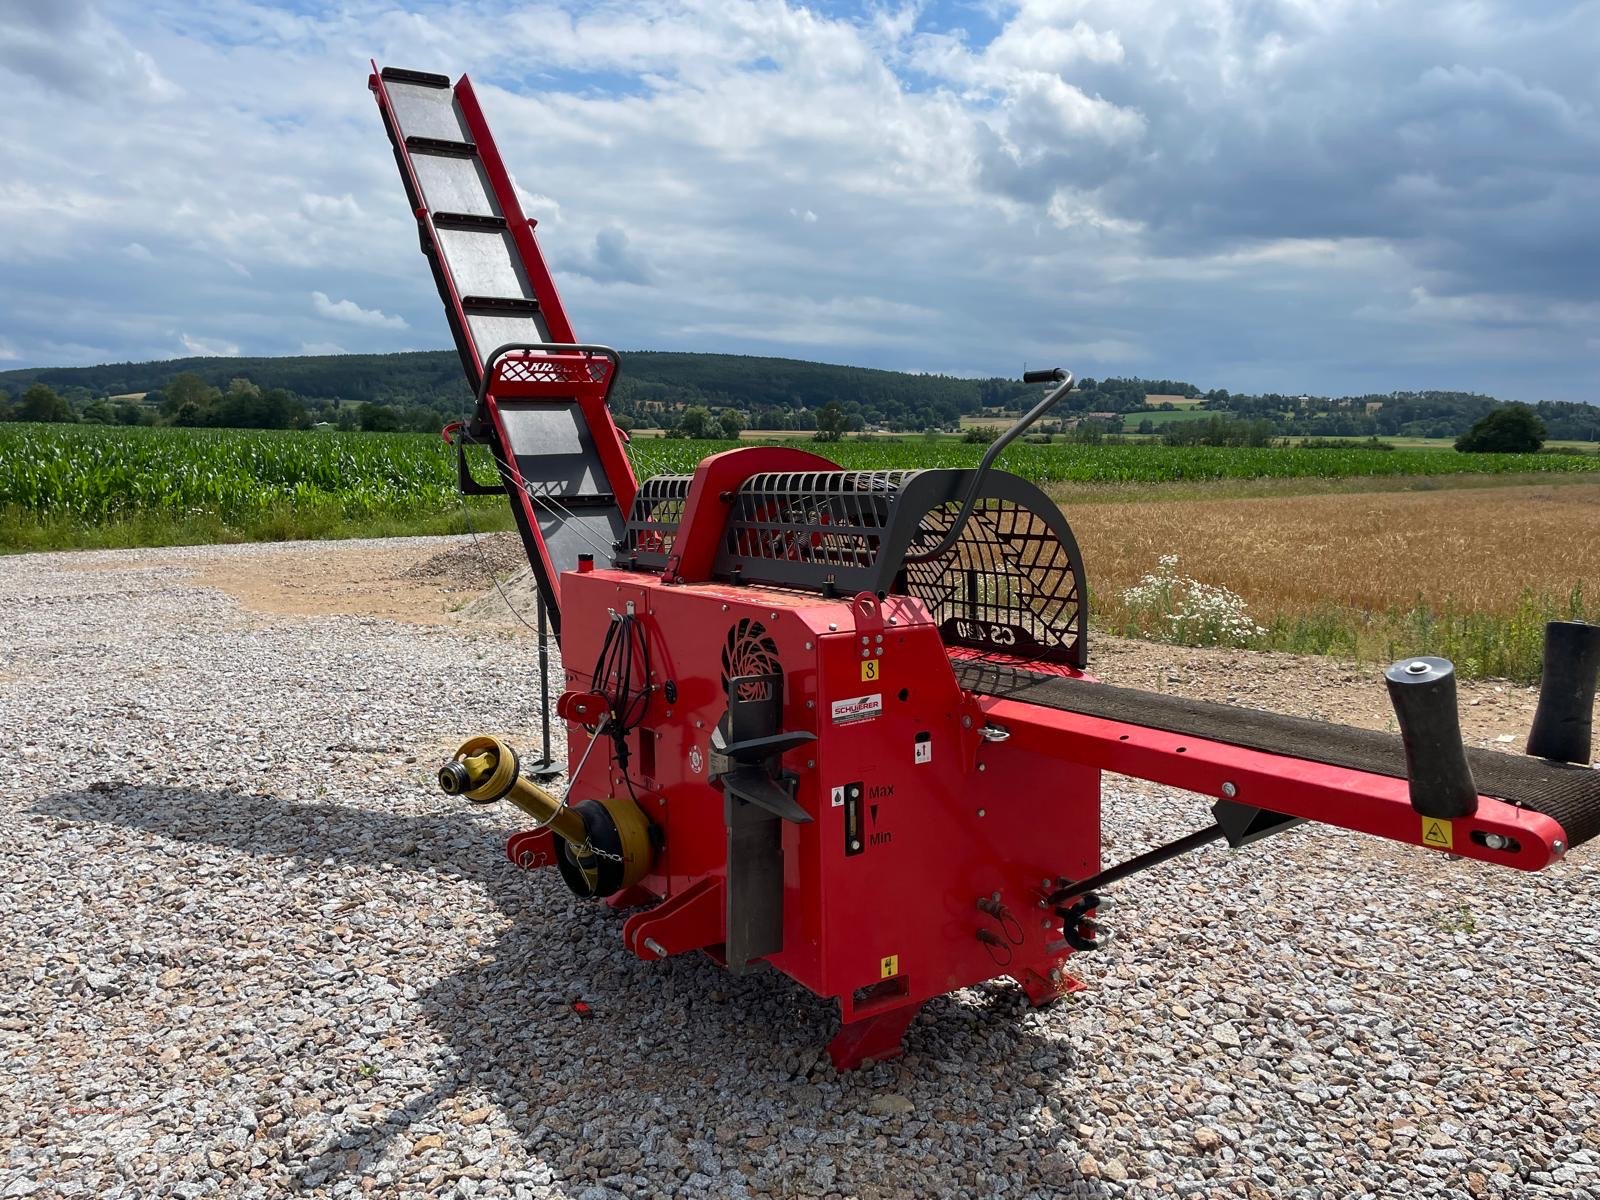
[1121,554,1266,648]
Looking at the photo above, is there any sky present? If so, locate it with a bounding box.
[0,0,1596,401]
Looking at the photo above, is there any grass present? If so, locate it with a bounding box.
[1074,481,1600,680]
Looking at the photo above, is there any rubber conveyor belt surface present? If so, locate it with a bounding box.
[954,660,1600,848]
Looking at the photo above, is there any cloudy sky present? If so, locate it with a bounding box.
[1,0,1596,400]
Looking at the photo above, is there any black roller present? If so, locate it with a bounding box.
[1526,621,1600,765]
[1384,657,1478,819]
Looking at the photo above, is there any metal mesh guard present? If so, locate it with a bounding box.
[902,500,1085,664]
[721,470,914,575]
[622,473,693,568]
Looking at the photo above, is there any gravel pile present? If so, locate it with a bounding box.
[2,538,1597,1199]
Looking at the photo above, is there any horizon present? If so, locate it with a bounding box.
[6,345,1596,407]
[2,3,1597,403]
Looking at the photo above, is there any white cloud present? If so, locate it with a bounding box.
[311,291,407,330]
[122,242,154,262]
[298,340,347,356]
[0,1,1594,401]
[179,332,239,357]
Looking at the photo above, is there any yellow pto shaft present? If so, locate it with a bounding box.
[436,734,655,899]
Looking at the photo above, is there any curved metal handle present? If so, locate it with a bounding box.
[903,367,1074,564]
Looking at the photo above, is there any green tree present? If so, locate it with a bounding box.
[18,383,76,422]
[1455,404,1546,453]
[81,399,117,424]
[358,402,401,432]
[814,401,848,442]
[161,373,218,420]
[717,409,745,440]
[676,405,712,439]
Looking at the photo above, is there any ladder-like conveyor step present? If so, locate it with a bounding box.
[370,64,638,630]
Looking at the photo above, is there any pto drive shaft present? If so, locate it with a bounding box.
[437,734,655,898]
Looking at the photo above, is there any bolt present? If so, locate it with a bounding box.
[805,641,813,650]
[1483,833,1508,850]
[850,839,861,851]
[1049,967,1062,983]
[962,715,973,729]
[889,617,898,625]
[849,786,860,798]
[644,938,668,958]
[770,611,778,619]
[977,763,985,772]
[861,636,869,646]
[806,759,815,768]
[977,808,986,817]
[806,699,815,709]
[1553,839,1566,856]
[1221,782,1237,798]
[828,623,838,632]
[1041,918,1052,929]
[1405,660,1429,675]
[721,604,728,612]
[875,634,883,643]
[991,891,1001,902]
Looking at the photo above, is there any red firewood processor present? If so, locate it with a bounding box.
[370,65,1600,1069]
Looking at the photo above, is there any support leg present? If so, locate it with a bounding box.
[827,1002,922,1071]
[622,878,723,961]
[527,593,560,781]
[1019,966,1087,1008]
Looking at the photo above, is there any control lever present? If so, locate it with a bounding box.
[904,366,1074,563]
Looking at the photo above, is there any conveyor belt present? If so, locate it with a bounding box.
[955,660,1600,848]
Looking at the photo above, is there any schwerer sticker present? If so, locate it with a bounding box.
[831,693,883,725]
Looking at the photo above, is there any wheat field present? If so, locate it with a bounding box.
[1064,480,1600,678]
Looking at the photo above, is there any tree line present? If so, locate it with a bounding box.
[2,350,1595,444]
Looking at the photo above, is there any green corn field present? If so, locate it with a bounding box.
[2,422,1596,552]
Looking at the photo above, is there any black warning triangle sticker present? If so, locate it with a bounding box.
[1421,818,1452,849]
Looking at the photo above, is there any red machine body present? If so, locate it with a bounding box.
[558,569,1099,1062]
[374,66,1599,1070]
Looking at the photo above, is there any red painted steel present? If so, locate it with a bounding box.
[372,65,638,620]
[368,64,483,384]
[509,556,1575,1064]
[454,75,577,345]
[663,446,842,584]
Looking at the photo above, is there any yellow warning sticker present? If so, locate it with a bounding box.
[880,954,899,979]
[861,659,881,682]
[1421,817,1453,850]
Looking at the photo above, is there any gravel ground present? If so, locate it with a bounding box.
[2,537,1597,1200]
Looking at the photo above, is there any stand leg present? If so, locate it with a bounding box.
[1019,967,1087,1008]
[826,1002,921,1071]
[528,593,561,781]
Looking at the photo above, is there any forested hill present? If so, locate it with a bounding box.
[1,350,1595,439]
